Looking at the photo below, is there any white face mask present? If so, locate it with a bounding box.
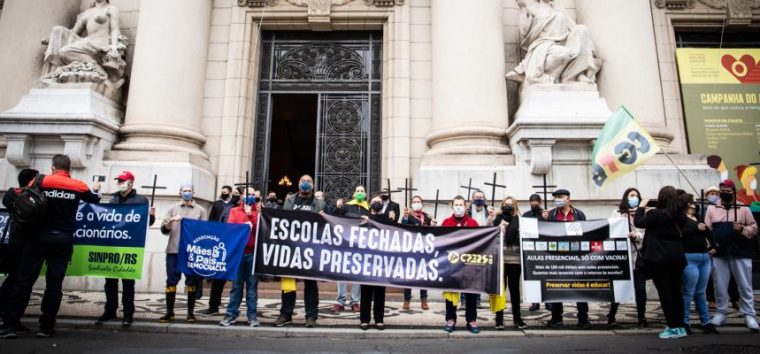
[453,205,465,217]
[751,179,757,190]
[117,182,130,193]
[411,202,423,212]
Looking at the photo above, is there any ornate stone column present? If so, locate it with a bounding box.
[424,0,510,161]
[0,0,81,111]
[576,0,674,147]
[113,0,212,159]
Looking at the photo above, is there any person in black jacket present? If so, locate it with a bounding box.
[635,186,688,339]
[400,195,433,310]
[545,189,589,328]
[380,189,400,223]
[493,196,526,329]
[95,171,156,326]
[0,169,39,333]
[522,193,546,312]
[359,194,391,330]
[2,155,101,338]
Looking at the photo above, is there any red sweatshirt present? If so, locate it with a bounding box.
[441,213,479,228]
[228,204,258,254]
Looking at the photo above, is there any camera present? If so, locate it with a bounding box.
[92,175,106,182]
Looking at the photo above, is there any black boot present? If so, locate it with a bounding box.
[186,286,197,323]
[159,287,176,323]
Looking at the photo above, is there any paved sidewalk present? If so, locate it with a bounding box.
[17,289,760,335]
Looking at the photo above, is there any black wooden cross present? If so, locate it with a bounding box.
[394,178,418,208]
[428,189,450,220]
[460,178,482,200]
[483,172,507,207]
[140,174,167,207]
[532,174,556,210]
[233,171,260,198]
[381,178,403,200]
[696,188,708,222]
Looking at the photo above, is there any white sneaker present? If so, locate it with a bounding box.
[219,316,237,327]
[249,318,260,327]
[710,313,727,326]
[745,315,759,331]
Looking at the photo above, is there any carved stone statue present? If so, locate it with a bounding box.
[37,0,128,101]
[506,0,601,86]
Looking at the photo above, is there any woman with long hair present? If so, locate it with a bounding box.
[634,186,687,339]
[492,196,527,329]
[608,187,648,328]
[680,193,718,334]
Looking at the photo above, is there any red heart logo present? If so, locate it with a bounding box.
[721,54,760,84]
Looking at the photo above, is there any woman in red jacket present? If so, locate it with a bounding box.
[441,195,480,333]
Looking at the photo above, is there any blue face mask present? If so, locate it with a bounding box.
[181,191,193,201]
[244,195,257,205]
[473,199,485,207]
[707,195,719,205]
[554,199,565,208]
[299,181,312,192]
[628,196,640,209]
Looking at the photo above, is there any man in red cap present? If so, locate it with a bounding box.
[705,179,759,331]
[95,171,155,326]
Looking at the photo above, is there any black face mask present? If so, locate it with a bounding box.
[371,202,384,212]
[531,205,541,212]
[268,197,277,203]
[380,195,389,201]
[720,192,734,204]
[220,193,229,200]
[501,205,513,215]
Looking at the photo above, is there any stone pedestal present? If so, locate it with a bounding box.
[507,83,611,176]
[0,86,122,184]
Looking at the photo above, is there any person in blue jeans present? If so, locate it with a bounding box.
[219,189,260,327]
[681,195,718,334]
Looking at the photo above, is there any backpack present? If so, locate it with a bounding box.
[10,174,47,234]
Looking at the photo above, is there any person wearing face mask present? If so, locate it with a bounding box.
[264,191,280,209]
[358,194,392,330]
[343,185,370,218]
[680,194,718,335]
[276,175,326,328]
[545,188,590,329]
[158,184,208,324]
[705,179,759,332]
[400,195,435,310]
[607,187,648,328]
[522,194,547,311]
[332,186,367,314]
[441,195,481,334]
[492,196,527,330]
[703,185,741,311]
[219,187,261,328]
[197,185,236,316]
[380,190,400,223]
[468,191,491,227]
[735,165,760,206]
[95,171,156,327]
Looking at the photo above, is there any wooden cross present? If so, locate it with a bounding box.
[532,174,556,210]
[234,171,261,198]
[695,188,708,222]
[428,189,450,220]
[140,174,167,207]
[394,178,418,208]
[483,172,507,207]
[460,178,482,200]
[381,178,402,200]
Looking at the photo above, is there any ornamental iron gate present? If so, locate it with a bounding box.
[253,32,382,205]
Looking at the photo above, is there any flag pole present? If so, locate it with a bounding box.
[658,146,700,196]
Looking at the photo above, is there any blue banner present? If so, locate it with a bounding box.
[74,203,149,248]
[178,218,250,280]
[69,203,150,279]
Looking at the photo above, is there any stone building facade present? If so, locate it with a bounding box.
[0,0,757,292]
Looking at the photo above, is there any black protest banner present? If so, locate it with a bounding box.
[520,218,634,303]
[254,208,502,294]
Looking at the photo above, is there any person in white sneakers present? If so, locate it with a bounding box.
[704,180,759,332]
